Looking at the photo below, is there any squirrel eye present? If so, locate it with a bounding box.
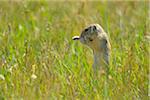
[93,26,97,30]
[89,38,93,41]
[84,28,89,32]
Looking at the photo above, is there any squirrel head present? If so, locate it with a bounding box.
[79,24,105,48]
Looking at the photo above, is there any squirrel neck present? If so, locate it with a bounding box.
[92,43,110,70]
[93,49,103,69]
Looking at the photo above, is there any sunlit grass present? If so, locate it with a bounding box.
[0,1,149,99]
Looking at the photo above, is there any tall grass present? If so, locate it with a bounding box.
[0,1,149,99]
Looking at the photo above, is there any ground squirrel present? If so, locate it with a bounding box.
[72,24,111,72]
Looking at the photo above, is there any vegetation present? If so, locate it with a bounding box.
[0,1,149,99]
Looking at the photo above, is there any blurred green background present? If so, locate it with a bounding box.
[0,0,149,99]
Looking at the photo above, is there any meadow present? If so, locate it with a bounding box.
[0,1,149,99]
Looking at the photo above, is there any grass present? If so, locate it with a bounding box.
[0,0,149,99]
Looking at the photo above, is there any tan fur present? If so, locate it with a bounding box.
[73,24,111,72]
